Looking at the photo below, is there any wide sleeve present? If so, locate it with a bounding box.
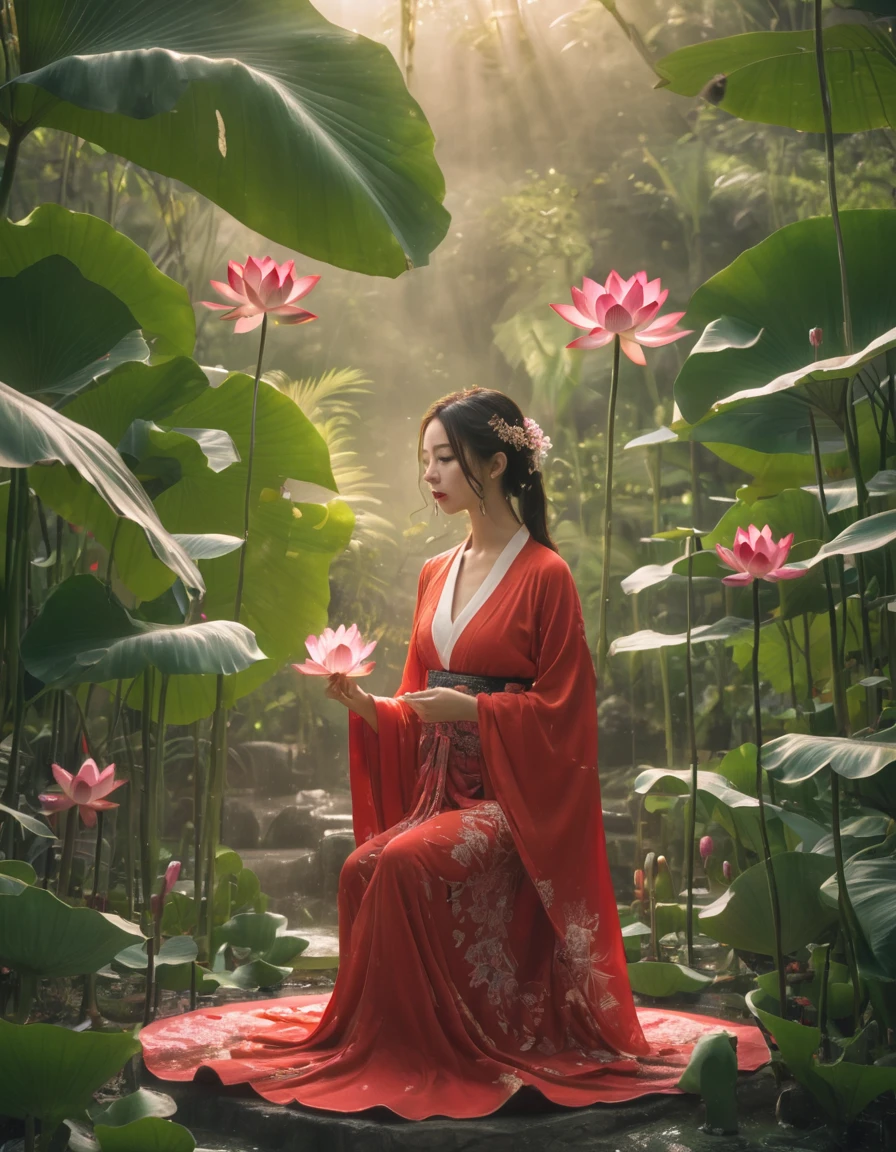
[476,558,648,1057]
[348,562,429,845]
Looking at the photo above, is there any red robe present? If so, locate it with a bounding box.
[142,530,766,1117]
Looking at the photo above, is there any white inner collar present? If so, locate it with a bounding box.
[431,524,530,670]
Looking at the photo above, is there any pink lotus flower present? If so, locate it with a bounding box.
[809,327,823,348]
[151,860,182,920]
[202,257,319,334]
[550,270,692,366]
[39,759,126,828]
[292,624,376,677]
[699,835,713,862]
[715,524,805,587]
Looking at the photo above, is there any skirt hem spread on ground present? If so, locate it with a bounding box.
[141,534,769,1119]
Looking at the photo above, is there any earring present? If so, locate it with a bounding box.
[478,496,486,516]
[432,498,440,517]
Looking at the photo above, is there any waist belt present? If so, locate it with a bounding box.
[426,669,533,695]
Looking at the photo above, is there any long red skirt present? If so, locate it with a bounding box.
[142,800,767,1119]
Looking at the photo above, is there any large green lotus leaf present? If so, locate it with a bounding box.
[702,488,824,550]
[29,359,211,600]
[95,1118,196,1152]
[0,1019,140,1130]
[609,616,751,655]
[59,359,210,443]
[0,883,144,977]
[0,205,194,357]
[217,911,286,954]
[91,1089,177,1127]
[626,961,713,997]
[655,25,896,133]
[676,1031,739,1133]
[764,733,896,783]
[0,379,203,595]
[633,767,821,855]
[791,508,896,572]
[746,990,825,1103]
[0,256,136,400]
[119,421,239,477]
[699,852,837,956]
[689,393,845,458]
[820,842,896,979]
[621,551,721,595]
[140,376,354,722]
[2,0,448,277]
[0,800,54,839]
[674,212,896,423]
[717,327,896,411]
[21,575,266,687]
[811,1059,896,1124]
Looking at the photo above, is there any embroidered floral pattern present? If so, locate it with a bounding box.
[559,899,620,1015]
[535,878,554,908]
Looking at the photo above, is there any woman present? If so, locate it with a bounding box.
[142,388,765,1118]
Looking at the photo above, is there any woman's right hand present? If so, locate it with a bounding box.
[326,673,378,731]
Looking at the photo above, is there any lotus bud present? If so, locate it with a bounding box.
[723,860,732,881]
[699,835,713,862]
[655,854,674,902]
[808,327,823,348]
[634,868,645,901]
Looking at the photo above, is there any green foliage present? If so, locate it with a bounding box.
[677,1031,739,1133]
[674,211,896,422]
[21,574,266,687]
[95,1118,196,1152]
[699,853,838,956]
[0,1019,140,1131]
[0,204,194,357]
[0,883,144,977]
[3,0,449,275]
[626,960,713,996]
[656,26,896,134]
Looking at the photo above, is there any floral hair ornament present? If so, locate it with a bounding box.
[488,415,552,473]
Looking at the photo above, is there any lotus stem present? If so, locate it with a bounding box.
[152,675,169,922]
[104,519,122,588]
[817,940,833,1061]
[830,774,863,1024]
[203,675,227,958]
[813,0,853,353]
[90,809,104,906]
[140,671,154,928]
[684,542,698,968]
[142,934,156,1027]
[777,618,798,714]
[0,125,24,218]
[841,390,876,693]
[808,411,848,734]
[57,805,78,900]
[234,313,268,622]
[802,613,815,707]
[597,335,621,684]
[660,647,674,768]
[120,708,137,921]
[192,719,203,944]
[752,580,787,1015]
[1,469,29,858]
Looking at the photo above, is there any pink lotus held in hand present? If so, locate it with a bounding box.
[715,524,805,587]
[292,624,376,677]
[39,758,126,828]
[551,270,692,366]
[202,257,319,334]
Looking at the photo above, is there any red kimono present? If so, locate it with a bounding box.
[142,528,766,1117]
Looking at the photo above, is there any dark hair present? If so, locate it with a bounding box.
[418,387,558,553]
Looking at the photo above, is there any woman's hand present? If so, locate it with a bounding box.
[326,673,378,731]
[398,687,479,723]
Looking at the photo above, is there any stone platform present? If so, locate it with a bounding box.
[150,1068,846,1152]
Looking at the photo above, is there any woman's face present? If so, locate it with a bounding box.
[421,418,478,516]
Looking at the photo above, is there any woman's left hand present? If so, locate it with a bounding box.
[398,687,479,723]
